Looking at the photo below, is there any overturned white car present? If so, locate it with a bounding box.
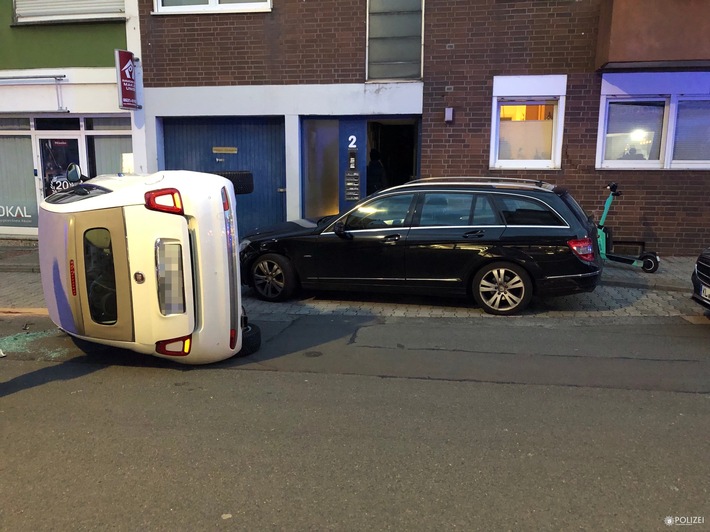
[39,165,260,364]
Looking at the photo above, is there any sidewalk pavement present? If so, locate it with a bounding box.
[0,239,703,319]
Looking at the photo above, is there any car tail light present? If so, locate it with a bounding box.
[145,188,184,215]
[568,237,595,262]
[156,335,192,356]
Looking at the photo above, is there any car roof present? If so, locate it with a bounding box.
[388,177,557,193]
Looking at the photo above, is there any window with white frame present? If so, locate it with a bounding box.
[597,72,710,170]
[14,0,125,24]
[490,75,567,170]
[367,0,423,80]
[153,0,272,15]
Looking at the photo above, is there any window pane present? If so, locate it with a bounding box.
[496,196,565,226]
[345,194,414,230]
[370,0,421,13]
[87,136,133,177]
[162,0,208,6]
[0,118,30,130]
[35,118,80,131]
[498,103,555,160]
[673,100,710,160]
[369,13,421,39]
[419,193,473,227]
[0,136,37,229]
[85,117,131,131]
[604,101,664,161]
[368,2,422,81]
[368,63,421,80]
[85,228,117,325]
[369,38,421,63]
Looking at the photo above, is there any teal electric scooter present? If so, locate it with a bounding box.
[597,182,660,273]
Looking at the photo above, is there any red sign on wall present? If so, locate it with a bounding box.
[115,49,141,110]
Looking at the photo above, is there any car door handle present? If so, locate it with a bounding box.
[463,230,485,238]
[383,234,401,244]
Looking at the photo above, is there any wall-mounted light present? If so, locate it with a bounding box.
[444,107,454,123]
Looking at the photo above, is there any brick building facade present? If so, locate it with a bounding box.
[138,0,710,255]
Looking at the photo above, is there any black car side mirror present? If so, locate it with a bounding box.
[333,221,352,240]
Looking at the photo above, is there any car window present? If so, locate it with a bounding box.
[84,227,117,325]
[45,184,111,203]
[344,193,415,230]
[418,193,474,226]
[495,195,566,226]
[471,195,501,225]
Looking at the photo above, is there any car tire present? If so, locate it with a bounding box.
[235,324,261,357]
[472,262,533,316]
[251,253,298,301]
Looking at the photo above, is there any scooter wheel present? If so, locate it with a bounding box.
[640,253,659,273]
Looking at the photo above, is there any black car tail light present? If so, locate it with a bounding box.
[568,237,595,262]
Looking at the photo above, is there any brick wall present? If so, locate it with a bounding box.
[140,0,710,255]
[139,0,367,86]
[421,0,710,256]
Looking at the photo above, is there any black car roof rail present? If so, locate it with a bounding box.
[399,176,555,191]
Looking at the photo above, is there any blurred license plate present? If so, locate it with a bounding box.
[703,285,710,300]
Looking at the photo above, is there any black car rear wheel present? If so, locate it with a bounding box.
[251,253,297,301]
[472,262,533,315]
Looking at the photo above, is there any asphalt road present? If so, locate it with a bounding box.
[1,313,709,530]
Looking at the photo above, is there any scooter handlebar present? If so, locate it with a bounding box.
[606,182,621,196]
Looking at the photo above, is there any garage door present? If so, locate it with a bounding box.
[163,116,286,235]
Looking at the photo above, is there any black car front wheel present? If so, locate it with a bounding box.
[251,253,297,302]
[472,262,533,316]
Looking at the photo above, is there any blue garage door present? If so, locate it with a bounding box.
[163,117,286,236]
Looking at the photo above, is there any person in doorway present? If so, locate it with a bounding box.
[366,148,387,195]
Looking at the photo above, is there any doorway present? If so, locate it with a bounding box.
[38,137,82,198]
[301,117,419,219]
[367,120,419,188]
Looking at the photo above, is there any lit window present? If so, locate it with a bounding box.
[490,75,567,170]
[596,72,710,170]
[154,0,272,14]
[603,100,665,164]
[367,0,422,80]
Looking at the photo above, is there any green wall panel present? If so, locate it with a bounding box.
[0,2,126,69]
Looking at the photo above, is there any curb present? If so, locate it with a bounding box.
[600,279,690,293]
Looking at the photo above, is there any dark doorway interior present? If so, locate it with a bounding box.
[367,120,419,188]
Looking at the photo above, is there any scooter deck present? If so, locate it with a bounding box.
[604,253,639,265]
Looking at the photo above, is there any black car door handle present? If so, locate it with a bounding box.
[463,230,485,238]
[383,234,401,244]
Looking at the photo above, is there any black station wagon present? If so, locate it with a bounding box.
[239,177,602,315]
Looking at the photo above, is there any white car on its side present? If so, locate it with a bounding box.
[38,166,260,365]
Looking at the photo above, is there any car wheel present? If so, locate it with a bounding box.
[472,262,533,316]
[251,253,297,301]
[235,324,261,357]
[640,252,659,273]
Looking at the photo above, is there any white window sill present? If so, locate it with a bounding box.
[491,161,561,171]
[152,7,272,15]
